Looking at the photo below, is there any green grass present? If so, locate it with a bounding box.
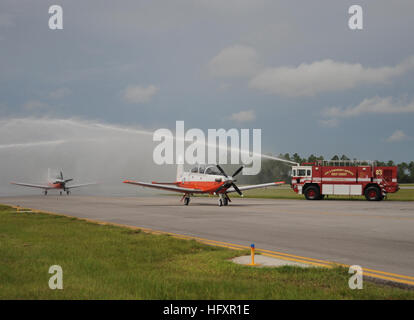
[0,204,413,299]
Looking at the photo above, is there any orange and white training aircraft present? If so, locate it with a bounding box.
[11,170,96,195]
[123,164,284,206]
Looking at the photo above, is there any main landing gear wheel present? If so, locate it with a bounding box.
[44,190,48,195]
[66,190,70,195]
[304,186,320,200]
[60,191,62,195]
[364,186,382,201]
[184,197,190,206]
[218,199,223,207]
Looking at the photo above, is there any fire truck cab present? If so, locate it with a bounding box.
[291,160,399,201]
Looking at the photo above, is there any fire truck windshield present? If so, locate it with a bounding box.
[298,169,306,176]
[293,167,311,177]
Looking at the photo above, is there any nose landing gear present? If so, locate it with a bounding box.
[218,194,229,206]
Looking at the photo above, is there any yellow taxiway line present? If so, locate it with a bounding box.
[10,205,414,287]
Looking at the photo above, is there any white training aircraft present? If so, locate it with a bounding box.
[124,164,284,206]
[11,170,96,195]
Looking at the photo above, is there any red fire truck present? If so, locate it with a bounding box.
[291,160,399,201]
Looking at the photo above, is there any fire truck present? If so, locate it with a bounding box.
[290,160,399,201]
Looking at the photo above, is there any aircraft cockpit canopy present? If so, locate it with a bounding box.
[205,166,221,175]
[190,165,223,176]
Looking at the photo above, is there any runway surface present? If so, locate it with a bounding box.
[1,195,413,280]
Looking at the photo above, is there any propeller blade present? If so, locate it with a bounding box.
[215,182,229,193]
[231,183,243,196]
[64,179,73,183]
[216,165,228,177]
[215,185,225,193]
[215,180,234,193]
[232,166,244,177]
[60,171,63,180]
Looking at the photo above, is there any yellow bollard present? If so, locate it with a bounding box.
[249,243,256,266]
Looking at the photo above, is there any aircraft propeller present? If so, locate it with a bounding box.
[215,165,244,196]
[59,171,73,189]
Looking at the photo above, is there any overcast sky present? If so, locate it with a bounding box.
[0,1,413,193]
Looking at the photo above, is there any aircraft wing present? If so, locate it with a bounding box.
[123,180,204,193]
[66,183,97,189]
[226,181,285,193]
[10,182,52,189]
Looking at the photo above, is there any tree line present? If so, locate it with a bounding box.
[239,153,414,184]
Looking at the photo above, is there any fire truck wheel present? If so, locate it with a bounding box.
[304,186,320,200]
[364,186,381,201]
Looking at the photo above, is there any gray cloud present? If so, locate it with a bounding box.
[249,56,414,96]
[48,88,71,99]
[208,45,260,78]
[229,110,256,123]
[386,130,410,142]
[325,96,414,120]
[22,100,49,110]
[122,85,159,104]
